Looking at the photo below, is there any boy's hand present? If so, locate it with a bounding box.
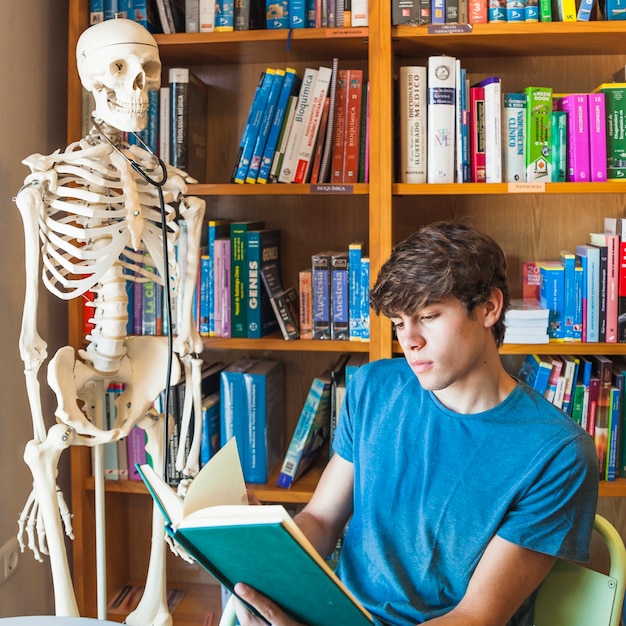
[233,582,306,626]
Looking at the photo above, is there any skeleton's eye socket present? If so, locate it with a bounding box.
[110,60,126,75]
[143,61,161,79]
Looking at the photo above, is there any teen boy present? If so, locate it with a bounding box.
[234,221,599,626]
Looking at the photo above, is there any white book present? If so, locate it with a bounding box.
[475,76,502,183]
[399,66,427,184]
[427,55,456,184]
[270,95,299,182]
[159,86,170,161]
[454,60,463,183]
[278,68,319,183]
[503,93,526,183]
[292,66,333,184]
[199,0,216,31]
[351,0,369,25]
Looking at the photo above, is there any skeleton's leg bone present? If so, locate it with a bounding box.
[23,424,79,617]
[173,196,205,357]
[125,411,173,626]
[176,355,204,478]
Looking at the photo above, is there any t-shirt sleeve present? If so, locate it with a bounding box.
[496,431,598,563]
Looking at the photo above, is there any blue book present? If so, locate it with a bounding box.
[311,251,335,340]
[200,395,221,468]
[331,252,349,340]
[90,0,104,24]
[216,0,235,29]
[306,0,317,25]
[232,70,274,184]
[133,0,160,32]
[606,384,621,480]
[539,261,565,341]
[576,244,600,342]
[277,372,332,489]
[267,0,290,27]
[518,354,553,396]
[257,68,301,185]
[246,69,286,184]
[431,0,445,22]
[360,256,370,341]
[574,264,583,341]
[559,251,576,341]
[243,360,284,483]
[246,229,281,338]
[289,0,306,26]
[104,0,119,20]
[220,359,256,465]
[207,220,231,336]
[348,242,364,341]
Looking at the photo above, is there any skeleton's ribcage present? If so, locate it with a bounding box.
[40,164,179,370]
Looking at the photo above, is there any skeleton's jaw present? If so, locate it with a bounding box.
[93,93,149,134]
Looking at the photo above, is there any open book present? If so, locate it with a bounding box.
[138,439,373,626]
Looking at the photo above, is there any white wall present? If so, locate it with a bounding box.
[0,1,69,617]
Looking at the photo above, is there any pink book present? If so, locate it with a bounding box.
[589,232,619,342]
[559,94,590,182]
[213,238,231,338]
[587,93,607,182]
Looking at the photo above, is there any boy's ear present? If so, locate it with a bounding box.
[483,288,505,329]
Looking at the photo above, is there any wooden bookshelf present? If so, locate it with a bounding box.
[67,0,626,621]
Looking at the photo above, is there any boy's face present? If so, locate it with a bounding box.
[389,297,495,396]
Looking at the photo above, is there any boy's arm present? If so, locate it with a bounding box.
[425,535,556,626]
[294,453,355,557]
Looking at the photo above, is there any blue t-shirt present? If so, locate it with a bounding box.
[332,358,598,626]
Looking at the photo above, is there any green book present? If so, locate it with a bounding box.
[230,220,265,338]
[137,439,373,626]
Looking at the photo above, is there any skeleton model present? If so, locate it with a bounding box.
[14,18,207,625]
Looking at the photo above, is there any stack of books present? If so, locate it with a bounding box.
[503,299,550,344]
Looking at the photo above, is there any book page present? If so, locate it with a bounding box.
[183,437,248,516]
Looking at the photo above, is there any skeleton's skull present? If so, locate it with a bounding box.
[76,18,161,133]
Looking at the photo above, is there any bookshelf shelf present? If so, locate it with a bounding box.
[190,182,370,195]
[394,182,626,196]
[393,22,626,57]
[155,28,370,65]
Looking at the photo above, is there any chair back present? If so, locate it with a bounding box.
[534,514,626,626]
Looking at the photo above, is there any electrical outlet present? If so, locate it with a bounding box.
[0,538,19,586]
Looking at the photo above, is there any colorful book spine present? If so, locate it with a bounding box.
[577,0,595,19]
[266,0,289,27]
[208,220,231,336]
[524,86,552,181]
[199,0,216,30]
[431,0,446,22]
[469,84,486,183]
[246,229,281,338]
[299,268,313,339]
[575,244,600,343]
[311,251,333,340]
[539,261,565,341]
[233,70,274,184]
[592,84,626,180]
[199,253,210,336]
[488,0,506,21]
[349,242,364,341]
[331,252,349,340]
[216,0,235,29]
[399,66,427,184]
[559,251,577,341]
[503,93,526,182]
[309,96,331,184]
[243,360,284,483]
[269,94,299,183]
[427,55,456,183]
[360,256,370,341]
[293,66,333,184]
[246,69,286,184]
[588,93,607,183]
[559,94,590,182]
[475,76,502,183]
[213,238,231,337]
[277,373,332,488]
[279,67,319,183]
[230,221,265,338]
[551,110,567,183]
[524,0,538,19]
[469,0,488,21]
[199,394,220,467]
[538,0,551,19]
[257,68,300,184]
[342,69,364,183]
[290,0,307,26]
[556,0,576,19]
[330,69,349,183]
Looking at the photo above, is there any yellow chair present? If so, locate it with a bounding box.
[534,514,626,626]
[219,514,626,626]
